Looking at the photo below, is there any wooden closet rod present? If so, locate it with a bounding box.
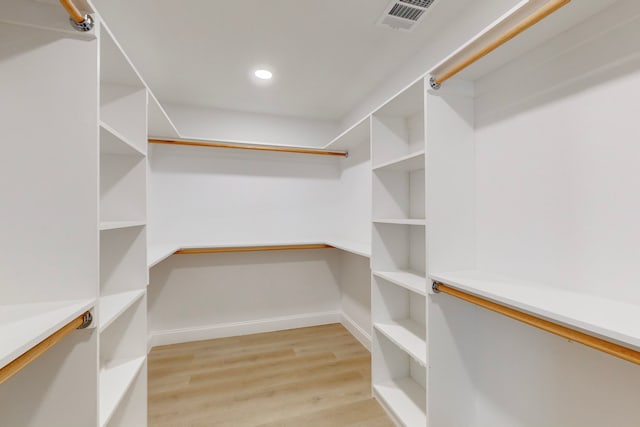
[0,311,93,385]
[58,0,94,31]
[176,244,334,255]
[148,139,348,157]
[430,0,571,89]
[59,0,84,23]
[432,282,640,366]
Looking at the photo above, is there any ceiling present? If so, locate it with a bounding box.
[94,0,471,120]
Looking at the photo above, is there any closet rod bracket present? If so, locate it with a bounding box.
[77,311,93,329]
[429,77,441,90]
[432,281,441,293]
[69,14,94,32]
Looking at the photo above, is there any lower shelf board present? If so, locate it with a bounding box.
[373,378,426,427]
[0,299,95,369]
[99,356,146,427]
[373,270,427,296]
[98,290,145,333]
[430,270,640,352]
[374,320,427,366]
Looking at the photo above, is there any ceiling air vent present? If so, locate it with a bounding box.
[378,0,436,31]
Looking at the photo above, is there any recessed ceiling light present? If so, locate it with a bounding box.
[254,69,273,80]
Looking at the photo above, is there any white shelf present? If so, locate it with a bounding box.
[374,319,426,366]
[99,356,146,427]
[147,244,178,268]
[99,220,146,231]
[372,150,425,172]
[0,299,95,368]
[373,378,426,427]
[148,240,371,268]
[148,92,180,139]
[98,290,146,333]
[373,219,425,226]
[323,116,370,151]
[327,240,371,258]
[430,270,640,351]
[373,270,426,296]
[100,122,145,157]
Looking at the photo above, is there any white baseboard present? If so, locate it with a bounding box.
[149,310,341,348]
[340,312,371,351]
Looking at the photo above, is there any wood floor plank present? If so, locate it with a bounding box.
[148,323,393,427]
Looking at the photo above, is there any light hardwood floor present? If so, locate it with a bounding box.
[148,323,394,427]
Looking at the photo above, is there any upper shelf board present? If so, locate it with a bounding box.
[374,79,424,118]
[428,0,618,83]
[323,116,370,151]
[1,0,95,40]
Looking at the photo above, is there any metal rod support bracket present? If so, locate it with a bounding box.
[77,311,93,329]
[429,77,441,90]
[432,281,441,293]
[69,14,94,32]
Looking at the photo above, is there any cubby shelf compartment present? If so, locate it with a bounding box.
[374,319,426,366]
[100,221,146,231]
[372,168,425,222]
[98,290,146,333]
[373,378,427,427]
[100,122,145,157]
[99,356,146,427]
[373,270,426,296]
[0,299,95,368]
[430,270,640,351]
[372,150,425,172]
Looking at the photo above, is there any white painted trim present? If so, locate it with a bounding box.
[148,310,341,348]
[340,312,371,352]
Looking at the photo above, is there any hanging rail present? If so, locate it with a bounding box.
[429,0,571,89]
[0,311,93,385]
[148,138,348,157]
[176,244,334,255]
[59,0,94,32]
[432,282,640,366]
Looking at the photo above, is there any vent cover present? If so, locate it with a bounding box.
[378,0,436,31]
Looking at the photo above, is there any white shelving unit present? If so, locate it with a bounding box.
[0,4,100,426]
[98,290,146,333]
[371,79,427,425]
[4,1,639,426]
[99,356,146,427]
[425,1,640,426]
[97,19,148,427]
[372,270,426,296]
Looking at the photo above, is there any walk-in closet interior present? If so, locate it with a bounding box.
[1,0,639,426]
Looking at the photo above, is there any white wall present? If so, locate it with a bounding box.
[148,249,342,346]
[474,0,640,304]
[338,253,372,350]
[163,103,338,147]
[430,2,640,425]
[147,126,373,349]
[148,143,341,246]
[333,135,371,246]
